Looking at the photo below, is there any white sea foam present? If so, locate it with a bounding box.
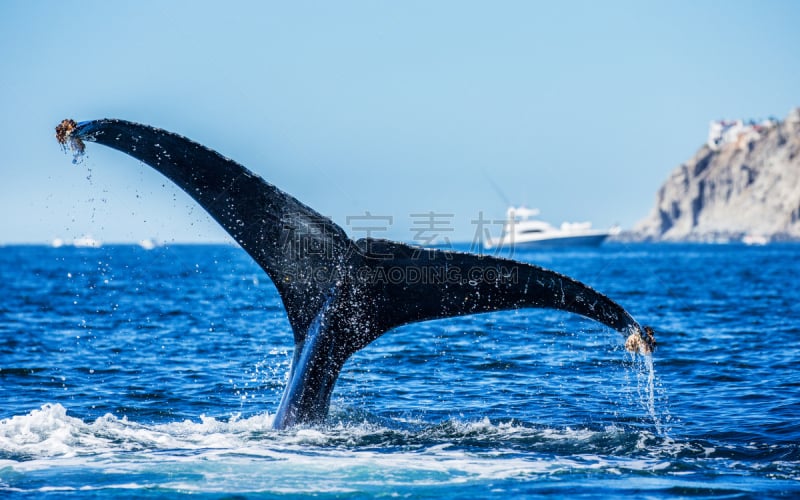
[1,404,658,455]
[0,403,716,495]
[0,403,277,459]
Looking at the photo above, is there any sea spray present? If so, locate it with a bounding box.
[632,352,670,437]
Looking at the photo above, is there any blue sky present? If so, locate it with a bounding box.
[1,1,798,244]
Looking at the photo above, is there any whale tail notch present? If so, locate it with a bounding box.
[56,118,654,428]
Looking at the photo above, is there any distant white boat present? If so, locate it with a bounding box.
[138,238,159,250]
[51,238,65,248]
[72,235,102,248]
[742,234,768,246]
[484,207,619,249]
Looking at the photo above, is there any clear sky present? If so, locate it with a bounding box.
[1,1,798,244]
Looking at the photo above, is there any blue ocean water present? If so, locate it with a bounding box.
[1,243,798,498]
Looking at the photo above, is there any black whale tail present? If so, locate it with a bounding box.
[56,118,655,429]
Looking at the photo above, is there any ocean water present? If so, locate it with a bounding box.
[0,243,798,498]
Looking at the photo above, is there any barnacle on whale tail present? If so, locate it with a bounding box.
[625,325,656,355]
[55,118,85,161]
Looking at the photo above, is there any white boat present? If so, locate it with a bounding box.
[484,207,619,249]
[138,238,159,250]
[72,235,102,248]
[742,234,768,246]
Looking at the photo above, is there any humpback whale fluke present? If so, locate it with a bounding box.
[55,118,655,429]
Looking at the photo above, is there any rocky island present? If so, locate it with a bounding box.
[633,108,800,243]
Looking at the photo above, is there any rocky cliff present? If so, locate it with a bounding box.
[633,108,800,242]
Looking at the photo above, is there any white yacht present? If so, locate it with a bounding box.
[484,207,618,249]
